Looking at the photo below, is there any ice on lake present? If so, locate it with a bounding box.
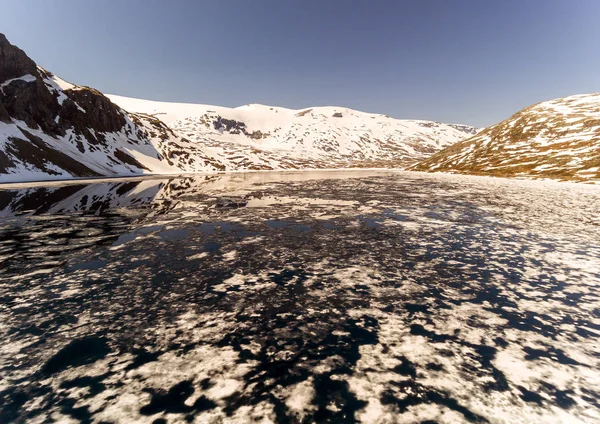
[0,170,599,423]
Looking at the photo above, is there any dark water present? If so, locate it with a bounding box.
[0,171,599,423]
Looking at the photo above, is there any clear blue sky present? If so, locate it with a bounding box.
[1,0,599,127]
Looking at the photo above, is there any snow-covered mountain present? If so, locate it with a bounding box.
[412,93,600,183]
[0,34,225,183]
[107,95,477,171]
[0,33,476,183]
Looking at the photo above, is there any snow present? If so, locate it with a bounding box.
[44,71,76,91]
[0,121,27,146]
[0,74,36,91]
[107,94,475,170]
[105,95,219,123]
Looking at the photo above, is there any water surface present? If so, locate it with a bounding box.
[0,171,599,423]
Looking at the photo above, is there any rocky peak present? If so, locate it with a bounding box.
[1,33,64,133]
[0,33,38,83]
[0,33,127,139]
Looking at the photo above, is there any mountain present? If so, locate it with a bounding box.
[0,33,476,183]
[0,34,227,183]
[107,95,477,171]
[412,94,600,183]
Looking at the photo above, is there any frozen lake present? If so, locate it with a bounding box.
[0,170,599,423]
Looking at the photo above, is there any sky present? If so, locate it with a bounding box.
[0,0,599,127]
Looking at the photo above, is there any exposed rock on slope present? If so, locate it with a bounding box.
[412,94,600,183]
[108,95,477,170]
[0,33,224,183]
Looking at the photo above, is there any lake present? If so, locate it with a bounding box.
[0,170,599,423]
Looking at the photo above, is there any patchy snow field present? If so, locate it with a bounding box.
[0,171,598,423]
[413,93,600,183]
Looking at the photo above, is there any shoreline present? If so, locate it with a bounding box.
[0,167,598,190]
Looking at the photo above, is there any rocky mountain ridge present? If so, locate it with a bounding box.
[0,34,226,183]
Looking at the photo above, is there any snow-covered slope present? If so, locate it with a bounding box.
[412,93,600,183]
[107,95,478,170]
[0,34,224,183]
